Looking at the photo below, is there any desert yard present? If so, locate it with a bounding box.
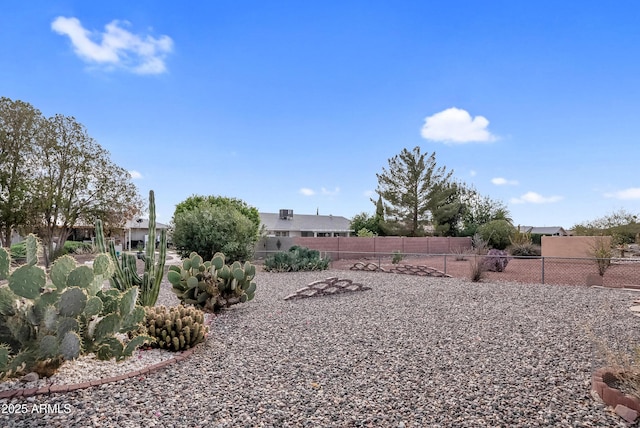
[1,269,638,427]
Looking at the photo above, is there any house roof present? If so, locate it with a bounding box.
[259,212,352,233]
[124,219,170,229]
[518,226,567,235]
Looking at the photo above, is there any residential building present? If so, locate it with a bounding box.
[259,209,352,238]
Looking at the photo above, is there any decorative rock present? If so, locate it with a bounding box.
[615,404,638,423]
[20,372,39,383]
[629,305,640,312]
[284,277,370,300]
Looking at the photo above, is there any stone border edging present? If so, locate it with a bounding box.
[0,347,197,399]
[592,367,640,422]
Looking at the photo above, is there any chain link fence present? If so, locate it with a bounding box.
[253,250,640,288]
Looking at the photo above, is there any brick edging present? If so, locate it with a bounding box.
[0,347,197,399]
[592,367,640,421]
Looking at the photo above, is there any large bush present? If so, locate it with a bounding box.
[264,246,329,272]
[477,220,516,250]
[172,202,257,262]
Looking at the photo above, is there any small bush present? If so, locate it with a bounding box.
[471,233,489,255]
[469,255,485,282]
[483,249,510,272]
[477,220,516,250]
[590,236,613,276]
[9,242,26,260]
[509,243,541,257]
[63,241,93,255]
[452,248,469,261]
[391,250,403,264]
[264,246,330,272]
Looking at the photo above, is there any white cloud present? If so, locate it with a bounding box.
[129,170,143,179]
[491,177,519,186]
[469,170,477,177]
[604,188,640,200]
[510,191,563,204]
[420,107,497,144]
[321,187,340,196]
[363,190,375,197]
[299,188,315,196]
[51,16,173,74]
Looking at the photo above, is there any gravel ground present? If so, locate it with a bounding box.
[2,270,639,427]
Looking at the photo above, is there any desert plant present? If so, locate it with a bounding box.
[168,251,256,312]
[263,246,329,272]
[477,220,516,250]
[483,249,510,272]
[95,190,166,306]
[172,198,258,263]
[143,305,207,351]
[590,236,613,277]
[0,235,149,379]
[451,247,469,261]
[391,250,403,264]
[471,233,489,255]
[356,228,376,237]
[510,226,532,246]
[469,255,485,282]
[508,242,542,257]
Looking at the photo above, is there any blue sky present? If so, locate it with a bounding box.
[2,1,640,229]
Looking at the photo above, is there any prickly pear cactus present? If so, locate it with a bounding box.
[143,305,207,351]
[0,236,150,379]
[168,251,256,312]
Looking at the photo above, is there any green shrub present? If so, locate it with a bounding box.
[477,220,516,250]
[172,201,258,263]
[9,242,26,261]
[263,246,329,272]
[63,241,93,255]
[391,250,403,264]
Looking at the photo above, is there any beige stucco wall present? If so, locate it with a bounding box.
[541,235,612,258]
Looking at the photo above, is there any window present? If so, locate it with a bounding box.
[275,231,290,237]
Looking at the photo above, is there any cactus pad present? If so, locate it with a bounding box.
[50,255,76,290]
[9,265,46,299]
[60,331,81,360]
[0,248,10,280]
[66,266,95,289]
[58,287,88,318]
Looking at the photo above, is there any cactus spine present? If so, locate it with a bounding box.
[96,190,166,306]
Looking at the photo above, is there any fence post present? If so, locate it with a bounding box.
[541,257,545,284]
[444,254,447,275]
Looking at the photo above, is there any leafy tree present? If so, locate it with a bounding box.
[173,195,260,238]
[0,98,42,246]
[477,219,516,250]
[172,201,257,262]
[572,209,640,245]
[28,114,142,266]
[459,184,511,236]
[375,146,453,236]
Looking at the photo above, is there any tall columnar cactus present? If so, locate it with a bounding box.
[95,190,166,306]
[168,251,256,312]
[0,235,150,379]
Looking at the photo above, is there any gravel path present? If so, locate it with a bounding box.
[1,270,639,427]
